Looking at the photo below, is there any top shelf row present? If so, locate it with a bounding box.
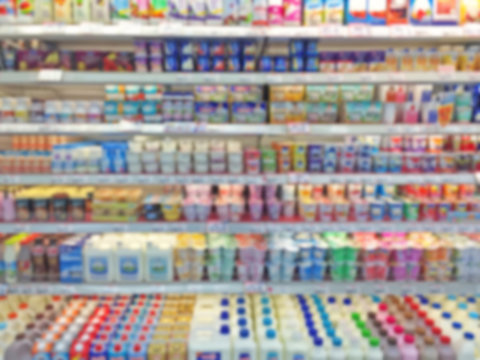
[2,25,480,41]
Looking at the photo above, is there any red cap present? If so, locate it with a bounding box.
[8,312,17,320]
[52,295,61,301]
[114,344,122,352]
[379,303,388,311]
[404,296,413,304]
[134,344,141,352]
[417,310,427,319]
[441,336,451,345]
[121,334,128,341]
[19,303,28,310]
[386,316,396,325]
[139,294,146,299]
[425,318,434,328]
[410,303,419,311]
[394,325,404,335]
[137,301,145,307]
[433,327,442,336]
[404,334,415,344]
[138,334,146,341]
[95,344,103,352]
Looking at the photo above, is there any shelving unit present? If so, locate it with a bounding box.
[1,281,478,296]
[0,221,477,233]
[1,71,479,85]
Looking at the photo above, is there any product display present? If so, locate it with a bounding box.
[1,293,480,360]
[0,0,478,24]
[1,183,479,222]
[3,232,480,284]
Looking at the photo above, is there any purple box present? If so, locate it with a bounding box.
[308,159,323,172]
[17,50,44,70]
[40,50,72,70]
[75,51,103,71]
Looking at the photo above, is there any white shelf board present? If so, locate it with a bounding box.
[0,221,476,233]
[0,24,478,41]
[0,173,473,185]
[0,71,479,85]
[0,123,479,135]
[2,282,478,295]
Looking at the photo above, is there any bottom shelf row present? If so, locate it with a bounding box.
[1,293,479,359]
[4,232,480,285]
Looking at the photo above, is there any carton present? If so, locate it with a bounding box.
[303,0,323,25]
[54,0,72,22]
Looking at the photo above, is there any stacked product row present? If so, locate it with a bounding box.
[3,83,480,125]
[4,135,480,175]
[2,232,480,283]
[1,294,480,360]
[4,39,480,74]
[0,0,476,25]
[2,183,478,223]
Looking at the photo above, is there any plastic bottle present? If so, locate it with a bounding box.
[4,333,32,360]
[401,334,419,360]
[369,338,383,360]
[310,338,327,360]
[233,328,257,360]
[260,329,283,360]
[457,333,476,360]
[385,337,402,360]
[438,336,455,360]
[377,303,390,323]
[420,336,438,360]
[144,240,173,282]
[329,338,346,360]
[115,240,144,283]
[284,332,309,360]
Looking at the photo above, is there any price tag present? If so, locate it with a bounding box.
[207,222,227,233]
[348,25,370,37]
[244,282,267,293]
[152,223,168,232]
[287,123,310,134]
[38,69,63,82]
[112,224,128,232]
[389,72,406,82]
[322,25,341,37]
[438,65,455,75]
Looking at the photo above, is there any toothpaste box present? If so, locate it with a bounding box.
[303,0,323,25]
[60,235,86,283]
[324,0,343,23]
[346,0,367,23]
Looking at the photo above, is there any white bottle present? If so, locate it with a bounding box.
[188,327,231,360]
[144,241,173,282]
[329,338,346,360]
[284,332,309,360]
[259,329,284,360]
[310,338,327,360]
[115,240,144,283]
[457,333,476,360]
[234,328,257,360]
[368,338,383,360]
[83,240,115,283]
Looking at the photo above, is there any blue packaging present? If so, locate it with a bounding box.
[210,41,226,56]
[142,101,162,123]
[165,56,179,71]
[388,154,402,173]
[274,57,288,72]
[290,56,304,72]
[357,157,372,172]
[228,41,242,56]
[164,41,178,56]
[108,341,128,360]
[387,200,403,221]
[60,235,86,283]
[369,200,386,221]
[90,341,109,360]
[290,40,305,56]
[197,57,211,71]
[178,40,194,55]
[104,101,121,123]
[346,0,368,24]
[212,57,226,71]
[306,57,319,72]
[259,56,273,71]
[306,40,319,56]
[196,41,209,56]
[231,102,267,123]
[243,40,257,55]
[123,101,141,121]
[180,56,194,71]
[373,153,388,173]
[227,57,241,71]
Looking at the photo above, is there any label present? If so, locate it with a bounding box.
[196,352,221,360]
[267,352,279,360]
[38,70,63,82]
[148,258,167,281]
[119,256,139,280]
[89,257,108,276]
[238,353,251,360]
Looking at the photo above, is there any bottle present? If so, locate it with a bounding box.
[2,191,15,222]
[310,338,327,360]
[285,332,309,360]
[369,338,383,360]
[233,328,257,360]
[438,336,456,360]
[260,329,283,360]
[420,336,439,360]
[401,334,419,360]
[457,333,476,360]
[329,338,346,360]
[377,303,389,323]
[4,333,32,360]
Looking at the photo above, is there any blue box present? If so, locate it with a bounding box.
[60,235,87,283]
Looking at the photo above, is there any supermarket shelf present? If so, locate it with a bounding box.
[0,221,478,233]
[0,24,479,41]
[0,173,474,185]
[1,123,479,135]
[2,282,479,295]
[1,71,480,85]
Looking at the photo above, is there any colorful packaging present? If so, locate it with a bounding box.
[16,0,35,22]
[284,0,301,24]
[267,0,283,23]
[324,0,343,22]
[54,0,72,21]
[169,0,188,21]
[346,0,367,23]
[238,0,253,23]
[432,0,458,24]
[206,0,222,23]
[387,0,408,24]
[368,0,387,24]
[188,0,205,22]
[253,0,267,24]
[223,0,237,23]
[111,0,130,19]
[0,0,16,22]
[409,0,432,24]
[73,0,91,21]
[303,0,323,25]
[132,0,149,19]
[460,0,480,23]
[91,0,110,21]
